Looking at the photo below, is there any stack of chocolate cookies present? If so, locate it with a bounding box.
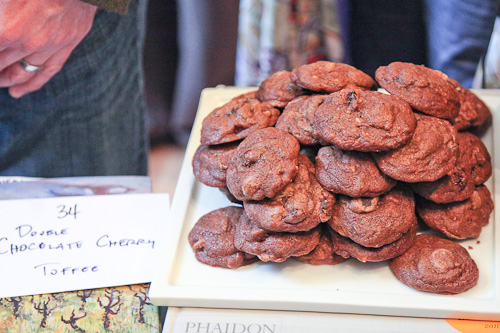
[189,61,494,295]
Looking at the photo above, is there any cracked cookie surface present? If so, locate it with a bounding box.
[226,127,300,201]
[188,206,258,269]
[201,93,280,145]
[373,113,459,183]
[314,89,417,152]
[244,155,335,233]
[375,62,460,119]
[291,61,376,93]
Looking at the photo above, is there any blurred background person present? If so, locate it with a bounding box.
[145,0,239,146]
[425,0,498,88]
[234,0,498,87]
[473,5,500,88]
[145,0,498,147]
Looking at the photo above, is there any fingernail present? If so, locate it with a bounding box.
[9,89,23,99]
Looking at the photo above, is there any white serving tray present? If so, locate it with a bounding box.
[150,87,499,321]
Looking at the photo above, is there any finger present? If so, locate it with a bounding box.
[0,58,45,88]
[9,44,75,98]
[0,47,56,87]
[22,49,57,68]
[0,47,31,73]
[0,31,57,72]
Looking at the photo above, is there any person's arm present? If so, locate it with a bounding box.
[81,0,132,14]
[0,0,98,98]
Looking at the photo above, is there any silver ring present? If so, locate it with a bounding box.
[19,59,43,72]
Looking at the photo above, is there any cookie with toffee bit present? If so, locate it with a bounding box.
[234,212,321,262]
[226,127,300,201]
[244,155,335,233]
[188,207,258,269]
[329,225,417,263]
[328,186,416,248]
[416,185,494,240]
[411,131,476,203]
[315,146,397,197]
[373,113,459,183]
[462,132,492,185]
[375,62,460,119]
[314,89,417,152]
[192,142,239,188]
[275,94,328,145]
[390,234,479,294]
[256,70,307,108]
[449,78,491,131]
[295,226,347,265]
[290,61,376,93]
[200,94,280,145]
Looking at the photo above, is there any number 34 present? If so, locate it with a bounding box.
[57,204,79,219]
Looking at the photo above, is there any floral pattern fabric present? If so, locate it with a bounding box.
[0,284,160,332]
[236,0,345,86]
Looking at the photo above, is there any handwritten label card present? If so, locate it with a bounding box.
[0,193,169,298]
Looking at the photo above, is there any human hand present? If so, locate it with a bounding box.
[0,0,98,98]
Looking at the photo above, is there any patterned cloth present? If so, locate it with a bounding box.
[0,284,160,332]
[235,0,345,86]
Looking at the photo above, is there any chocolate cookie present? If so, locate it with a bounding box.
[416,185,494,240]
[200,94,280,145]
[234,212,321,262]
[375,62,460,119]
[192,142,240,188]
[290,61,376,93]
[328,186,416,248]
[226,127,300,201]
[188,207,258,269]
[315,146,397,197]
[411,131,475,203]
[449,78,491,131]
[462,132,492,185]
[244,155,335,233]
[256,70,307,108]
[390,234,479,294]
[329,225,417,263]
[295,226,347,265]
[275,94,328,145]
[373,113,459,183]
[314,89,417,152]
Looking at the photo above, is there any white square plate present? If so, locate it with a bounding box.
[150,87,499,320]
